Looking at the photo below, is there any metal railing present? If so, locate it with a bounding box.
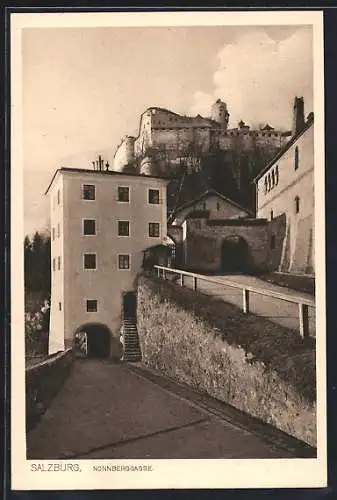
[154,265,315,339]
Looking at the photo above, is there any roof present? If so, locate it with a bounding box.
[168,189,253,221]
[144,107,217,126]
[253,115,314,183]
[145,106,181,117]
[45,167,169,195]
[207,218,268,227]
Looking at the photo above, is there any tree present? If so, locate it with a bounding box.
[24,231,51,296]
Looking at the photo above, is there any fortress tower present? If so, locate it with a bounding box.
[211,99,229,129]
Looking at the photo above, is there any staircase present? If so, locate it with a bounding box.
[122,317,142,362]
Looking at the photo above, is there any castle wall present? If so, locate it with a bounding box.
[184,218,269,272]
[134,111,152,156]
[128,104,292,180]
[113,136,135,172]
[151,127,211,154]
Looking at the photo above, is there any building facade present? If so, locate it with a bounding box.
[255,104,314,275]
[46,167,168,355]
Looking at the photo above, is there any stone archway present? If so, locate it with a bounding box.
[221,235,250,273]
[74,323,112,359]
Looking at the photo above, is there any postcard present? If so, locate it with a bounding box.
[10,9,326,490]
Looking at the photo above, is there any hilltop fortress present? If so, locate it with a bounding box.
[113,99,293,176]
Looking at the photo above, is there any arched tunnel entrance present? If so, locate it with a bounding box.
[74,323,111,359]
[221,235,250,273]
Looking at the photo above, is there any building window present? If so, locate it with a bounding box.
[84,253,97,270]
[118,186,130,202]
[86,299,98,312]
[118,254,130,269]
[58,302,62,311]
[270,210,274,220]
[294,146,299,170]
[118,220,130,236]
[148,189,160,204]
[52,227,55,240]
[275,165,279,185]
[271,170,275,188]
[264,177,268,194]
[52,258,56,271]
[202,202,206,210]
[57,223,60,238]
[216,201,220,211]
[149,222,160,238]
[83,184,95,200]
[83,219,96,235]
[295,196,300,214]
[267,173,271,192]
[57,189,60,205]
[271,234,276,249]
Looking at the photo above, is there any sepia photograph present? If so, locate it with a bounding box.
[11,10,326,490]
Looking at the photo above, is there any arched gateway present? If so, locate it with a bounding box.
[221,235,250,273]
[74,323,112,358]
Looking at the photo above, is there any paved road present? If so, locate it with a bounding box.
[27,359,299,460]
[182,273,316,337]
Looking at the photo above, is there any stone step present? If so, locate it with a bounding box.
[122,317,142,361]
[125,352,141,357]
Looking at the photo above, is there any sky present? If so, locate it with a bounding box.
[22,24,313,236]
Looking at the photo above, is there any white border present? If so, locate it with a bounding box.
[11,10,326,490]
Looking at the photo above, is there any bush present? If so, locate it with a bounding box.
[25,297,50,357]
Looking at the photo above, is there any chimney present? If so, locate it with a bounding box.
[292,97,305,135]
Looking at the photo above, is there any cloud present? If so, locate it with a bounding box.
[190,27,313,130]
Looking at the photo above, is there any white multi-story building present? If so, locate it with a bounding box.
[254,99,314,275]
[45,167,168,357]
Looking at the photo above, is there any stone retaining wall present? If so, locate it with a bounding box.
[26,348,74,431]
[137,274,316,448]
